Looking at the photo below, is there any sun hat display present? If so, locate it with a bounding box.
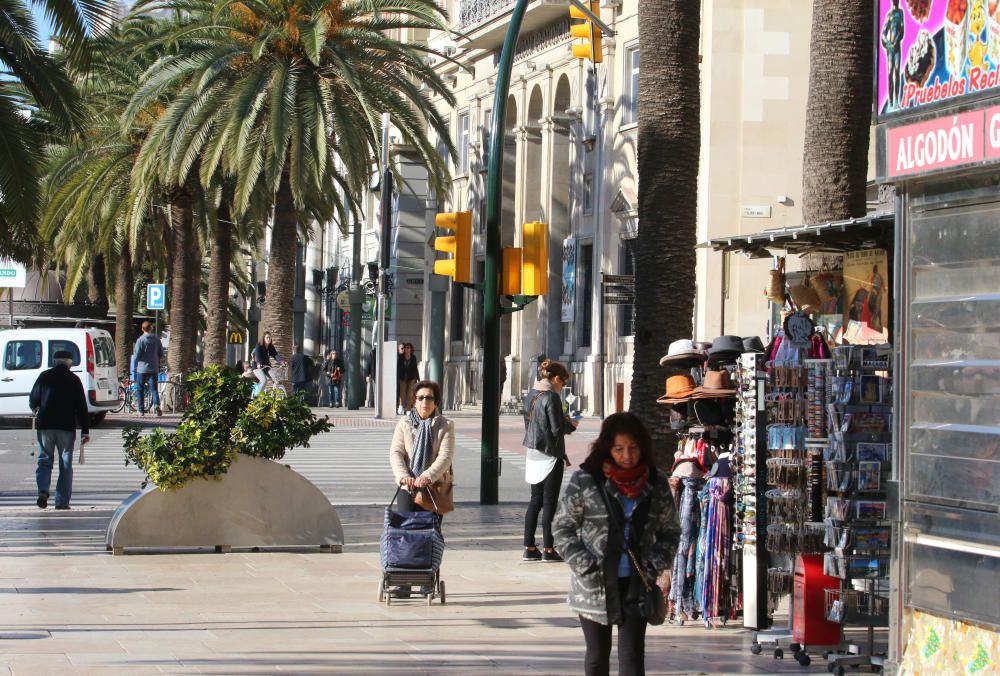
[659,339,706,367]
[656,374,698,404]
[706,335,745,365]
[692,369,737,398]
[742,336,766,354]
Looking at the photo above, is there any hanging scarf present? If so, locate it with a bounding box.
[601,460,650,499]
[407,409,436,477]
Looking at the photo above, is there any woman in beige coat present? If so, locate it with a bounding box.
[389,380,455,514]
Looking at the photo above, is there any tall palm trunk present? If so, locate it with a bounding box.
[802,1,873,223]
[185,231,202,369]
[114,242,134,380]
[87,254,109,312]
[630,0,701,458]
[262,170,297,384]
[167,189,196,378]
[204,202,233,366]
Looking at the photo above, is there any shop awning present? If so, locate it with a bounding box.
[705,211,894,256]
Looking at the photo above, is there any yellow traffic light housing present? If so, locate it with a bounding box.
[433,211,472,284]
[521,220,548,296]
[569,1,603,63]
[501,247,523,296]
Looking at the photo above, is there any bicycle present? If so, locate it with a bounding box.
[259,364,289,399]
[161,372,192,413]
[115,376,152,414]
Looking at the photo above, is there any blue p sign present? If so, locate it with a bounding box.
[147,283,166,310]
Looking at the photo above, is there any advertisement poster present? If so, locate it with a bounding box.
[878,0,1000,117]
[843,249,890,344]
[561,236,576,322]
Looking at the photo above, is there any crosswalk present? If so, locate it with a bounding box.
[0,423,533,509]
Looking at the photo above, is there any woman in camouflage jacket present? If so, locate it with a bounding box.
[553,412,680,676]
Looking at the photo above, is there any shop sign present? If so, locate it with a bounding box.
[888,110,984,176]
[0,258,26,288]
[877,0,1000,118]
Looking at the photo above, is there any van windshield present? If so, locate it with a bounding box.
[93,336,116,368]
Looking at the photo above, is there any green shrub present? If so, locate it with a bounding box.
[122,366,331,490]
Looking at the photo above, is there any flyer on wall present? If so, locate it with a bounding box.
[842,249,890,345]
[878,0,1000,118]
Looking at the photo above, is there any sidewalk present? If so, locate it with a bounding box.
[0,503,830,675]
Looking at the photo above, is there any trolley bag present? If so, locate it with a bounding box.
[380,488,445,571]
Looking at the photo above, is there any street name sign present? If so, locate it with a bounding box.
[147,284,166,310]
[601,274,635,286]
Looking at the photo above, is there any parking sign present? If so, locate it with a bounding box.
[147,283,166,310]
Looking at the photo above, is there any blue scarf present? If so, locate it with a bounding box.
[407,409,436,476]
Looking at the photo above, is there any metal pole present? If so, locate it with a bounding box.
[481,0,530,505]
[375,113,391,418]
[347,214,363,409]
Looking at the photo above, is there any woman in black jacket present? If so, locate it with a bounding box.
[522,359,577,562]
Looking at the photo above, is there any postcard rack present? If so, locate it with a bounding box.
[822,345,892,674]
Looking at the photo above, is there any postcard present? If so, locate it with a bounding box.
[858,461,881,491]
[857,442,889,463]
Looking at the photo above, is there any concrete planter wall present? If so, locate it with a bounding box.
[106,454,344,554]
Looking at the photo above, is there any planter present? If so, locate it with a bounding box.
[106,454,344,554]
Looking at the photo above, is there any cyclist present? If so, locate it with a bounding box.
[251,331,284,398]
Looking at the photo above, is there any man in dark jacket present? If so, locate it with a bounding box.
[290,345,312,397]
[29,350,90,510]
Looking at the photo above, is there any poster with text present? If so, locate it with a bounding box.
[561,237,576,323]
[877,0,1000,118]
[843,249,890,344]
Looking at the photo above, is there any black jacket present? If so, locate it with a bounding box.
[29,364,89,434]
[522,382,574,459]
[397,355,419,381]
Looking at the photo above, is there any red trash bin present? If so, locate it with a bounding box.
[792,553,841,647]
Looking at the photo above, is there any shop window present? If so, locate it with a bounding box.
[619,239,636,337]
[450,281,464,342]
[4,340,41,370]
[47,341,81,367]
[579,243,593,347]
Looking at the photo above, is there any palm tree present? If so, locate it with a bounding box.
[0,0,112,262]
[802,2,873,223]
[630,0,702,456]
[125,0,457,371]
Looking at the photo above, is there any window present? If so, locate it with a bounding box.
[93,336,115,367]
[583,173,594,214]
[579,244,593,347]
[450,281,465,342]
[47,340,81,367]
[481,110,492,165]
[458,112,470,174]
[619,239,636,337]
[4,340,41,370]
[625,46,640,125]
[437,120,451,167]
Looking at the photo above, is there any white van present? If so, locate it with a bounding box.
[0,327,119,425]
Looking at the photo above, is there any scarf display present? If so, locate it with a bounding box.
[601,460,650,499]
[407,409,436,476]
[695,477,733,622]
[669,476,704,620]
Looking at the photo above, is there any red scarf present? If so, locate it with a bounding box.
[602,460,650,499]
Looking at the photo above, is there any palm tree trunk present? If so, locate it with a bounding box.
[631,0,701,459]
[167,189,196,377]
[114,242,134,380]
[87,254,109,312]
[802,0,873,223]
[204,202,233,366]
[184,230,202,369]
[262,170,297,385]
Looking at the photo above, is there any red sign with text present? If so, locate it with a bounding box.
[887,111,985,177]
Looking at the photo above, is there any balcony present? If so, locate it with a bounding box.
[457,0,569,50]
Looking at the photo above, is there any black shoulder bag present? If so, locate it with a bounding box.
[596,479,667,626]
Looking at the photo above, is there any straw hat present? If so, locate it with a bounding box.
[659,339,706,367]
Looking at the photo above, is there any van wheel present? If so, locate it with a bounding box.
[90,412,107,427]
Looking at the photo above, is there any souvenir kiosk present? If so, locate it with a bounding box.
[875,0,1000,671]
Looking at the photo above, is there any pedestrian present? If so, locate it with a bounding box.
[365,346,377,407]
[291,345,310,397]
[251,331,283,397]
[522,359,577,562]
[323,350,345,407]
[29,350,90,510]
[132,320,164,416]
[553,412,681,676]
[397,342,420,415]
[389,380,454,514]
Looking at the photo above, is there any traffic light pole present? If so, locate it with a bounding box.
[481,0,530,505]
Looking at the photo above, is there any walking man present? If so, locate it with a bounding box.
[132,321,164,416]
[30,350,89,510]
[323,350,344,407]
[291,345,311,397]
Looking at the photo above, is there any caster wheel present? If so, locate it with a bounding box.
[796,653,811,666]
[790,643,802,655]
[750,643,763,656]
[774,648,784,660]
[439,581,446,605]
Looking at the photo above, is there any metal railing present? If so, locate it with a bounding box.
[459,0,515,29]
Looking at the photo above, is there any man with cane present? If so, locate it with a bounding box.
[29,349,90,510]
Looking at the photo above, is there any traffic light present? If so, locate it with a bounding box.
[432,211,472,283]
[501,247,522,296]
[521,220,548,296]
[569,1,603,63]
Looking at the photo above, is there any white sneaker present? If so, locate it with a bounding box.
[397,406,404,415]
